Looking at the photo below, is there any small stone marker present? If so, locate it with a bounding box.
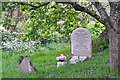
[69,56,79,62]
[69,56,79,64]
[69,28,92,63]
[57,62,67,67]
[79,56,87,62]
[18,56,38,74]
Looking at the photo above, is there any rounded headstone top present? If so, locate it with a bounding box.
[71,28,91,37]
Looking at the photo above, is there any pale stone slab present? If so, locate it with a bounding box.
[72,50,91,57]
[69,56,79,62]
[69,61,77,64]
[69,56,87,64]
[57,62,67,68]
[78,56,87,62]
[69,28,91,64]
[71,28,92,57]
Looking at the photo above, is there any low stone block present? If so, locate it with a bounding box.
[69,56,87,64]
[78,56,87,62]
[57,62,67,67]
[69,56,79,62]
[69,61,77,64]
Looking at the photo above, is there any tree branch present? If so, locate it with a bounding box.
[20,1,120,33]
[91,1,109,23]
[20,2,104,25]
[68,2,105,25]
[20,2,50,10]
[91,1,119,33]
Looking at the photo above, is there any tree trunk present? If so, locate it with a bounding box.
[109,2,120,74]
[109,29,120,74]
[14,5,20,32]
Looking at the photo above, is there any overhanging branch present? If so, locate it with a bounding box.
[68,2,105,25]
[91,1,109,23]
[20,2,50,10]
[91,1,119,33]
[20,2,114,31]
[20,2,104,25]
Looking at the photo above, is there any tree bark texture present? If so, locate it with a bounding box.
[109,2,120,74]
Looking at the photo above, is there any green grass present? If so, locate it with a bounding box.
[2,42,120,78]
[0,50,2,79]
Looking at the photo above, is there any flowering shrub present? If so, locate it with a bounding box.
[1,29,40,55]
[56,54,66,61]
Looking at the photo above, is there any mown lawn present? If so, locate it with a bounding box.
[2,42,120,78]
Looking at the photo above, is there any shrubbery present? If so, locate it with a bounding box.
[1,29,40,56]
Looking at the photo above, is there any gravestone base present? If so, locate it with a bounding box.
[69,56,87,64]
[69,61,78,64]
[79,56,87,62]
[57,62,67,68]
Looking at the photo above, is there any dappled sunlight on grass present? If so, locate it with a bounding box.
[2,43,119,78]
